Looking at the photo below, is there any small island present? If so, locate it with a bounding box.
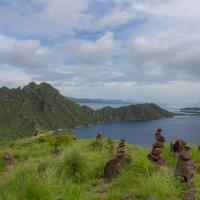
[179,107,200,115]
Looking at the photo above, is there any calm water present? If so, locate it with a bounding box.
[78,102,200,113]
[73,116,200,147]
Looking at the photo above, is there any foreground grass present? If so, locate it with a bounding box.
[0,136,199,200]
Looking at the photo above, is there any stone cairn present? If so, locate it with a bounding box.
[174,144,195,183]
[91,132,102,147]
[117,139,126,158]
[170,140,187,156]
[107,138,114,151]
[104,139,132,180]
[147,128,166,165]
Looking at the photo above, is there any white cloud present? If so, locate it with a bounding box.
[1,0,200,102]
[66,32,121,65]
[127,35,200,82]
[0,67,36,87]
[0,34,56,69]
[0,0,90,35]
[97,8,135,29]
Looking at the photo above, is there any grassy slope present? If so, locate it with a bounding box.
[0,137,200,200]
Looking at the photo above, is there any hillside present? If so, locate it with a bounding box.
[0,136,200,200]
[95,104,173,122]
[0,82,94,140]
[0,82,173,140]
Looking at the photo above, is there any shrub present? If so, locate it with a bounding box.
[47,131,76,153]
[56,150,87,183]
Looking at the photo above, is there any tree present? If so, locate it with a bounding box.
[47,131,76,153]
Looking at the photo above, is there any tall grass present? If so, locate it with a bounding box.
[56,150,88,183]
[0,138,199,200]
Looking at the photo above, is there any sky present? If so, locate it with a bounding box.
[0,0,200,103]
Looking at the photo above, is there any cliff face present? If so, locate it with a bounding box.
[0,82,173,139]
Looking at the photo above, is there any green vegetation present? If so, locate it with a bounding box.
[0,82,94,141]
[0,82,173,140]
[95,103,173,122]
[47,131,75,153]
[0,135,199,200]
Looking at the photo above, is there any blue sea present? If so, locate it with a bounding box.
[73,102,200,147]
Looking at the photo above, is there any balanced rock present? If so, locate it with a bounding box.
[170,140,187,154]
[96,132,102,140]
[91,132,102,147]
[104,139,132,179]
[147,128,166,165]
[107,138,114,151]
[174,145,195,183]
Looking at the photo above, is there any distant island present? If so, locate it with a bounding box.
[66,97,132,104]
[180,107,200,115]
[0,82,173,140]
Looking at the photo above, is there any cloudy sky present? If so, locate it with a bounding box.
[0,0,200,103]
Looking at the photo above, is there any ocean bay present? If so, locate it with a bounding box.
[73,116,200,147]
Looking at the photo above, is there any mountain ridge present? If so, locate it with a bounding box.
[0,82,173,140]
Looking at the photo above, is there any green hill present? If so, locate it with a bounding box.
[95,103,173,122]
[0,82,173,140]
[0,136,199,200]
[0,82,95,140]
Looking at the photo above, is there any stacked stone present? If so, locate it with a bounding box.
[92,132,102,146]
[175,144,195,183]
[96,132,102,141]
[170,140,187,154]
[107,138,114,151]
[116,139,126,159]
[104,139,132,180]
[148,128,165,164]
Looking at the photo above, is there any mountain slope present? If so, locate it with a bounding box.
[95,103,173,122]
[0,82,173,139]
[0,82,94,139]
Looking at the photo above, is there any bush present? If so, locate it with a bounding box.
[47,132,76,153]
[56,150,87,183]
